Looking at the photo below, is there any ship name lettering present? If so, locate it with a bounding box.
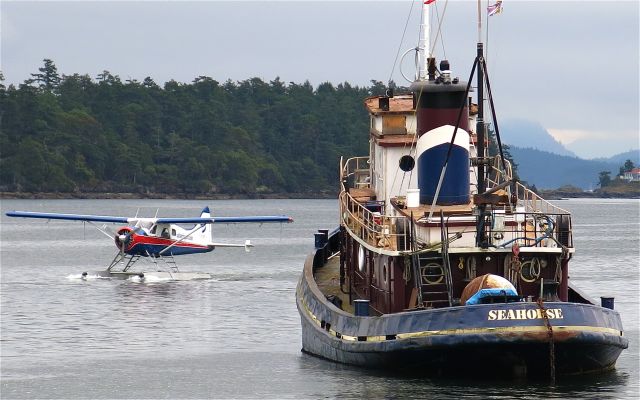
[487,308,564,321]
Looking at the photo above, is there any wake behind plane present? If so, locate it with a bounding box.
[6,206,293,281]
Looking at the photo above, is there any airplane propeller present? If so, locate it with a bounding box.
[114,227,138,255]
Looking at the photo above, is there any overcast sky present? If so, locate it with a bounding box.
[1,0,638,158]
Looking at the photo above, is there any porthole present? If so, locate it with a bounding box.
[382,264,388,284]
[399,155,415,172]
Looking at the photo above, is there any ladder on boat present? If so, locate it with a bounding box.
[416,251,453,308]
[410,212,454,308]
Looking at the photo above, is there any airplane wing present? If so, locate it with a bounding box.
[5,211,130,223]
[6,212,293,224]
[155,216,293,224]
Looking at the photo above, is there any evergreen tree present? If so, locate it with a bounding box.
[598,171,611,188]
[29,59,61,92]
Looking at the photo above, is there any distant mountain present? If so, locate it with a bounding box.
[499,119,576,157]
[592,149,640,165]
[509,147,618,190]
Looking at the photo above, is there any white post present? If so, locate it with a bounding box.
[477,0,483,44]
[418,1,431,80]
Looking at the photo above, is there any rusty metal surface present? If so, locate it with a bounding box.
[364,94,414,114]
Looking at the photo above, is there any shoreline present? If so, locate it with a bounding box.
[1,191,637,201]
[539,191,639,200]
[0,191,338,200]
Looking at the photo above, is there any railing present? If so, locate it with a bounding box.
[441,210,573,250]
[486,156,570,215]
[339,190,411,251]
[339,155,573,252]
[340,156,371,189]
[340,156,411,251]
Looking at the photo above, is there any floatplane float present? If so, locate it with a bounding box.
[6,206,293,281]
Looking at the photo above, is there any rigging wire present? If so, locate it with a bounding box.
[431,0,449,59]
[481,58,508,173]
[388,0,417,86]
[395,0,449,199]
[387,1,421,198]
[388,0,451,201]
[427,57,479,221]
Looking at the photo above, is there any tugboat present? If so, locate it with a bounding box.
[296,1,627,378]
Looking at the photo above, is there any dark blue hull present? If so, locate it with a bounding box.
[297,234,628,377]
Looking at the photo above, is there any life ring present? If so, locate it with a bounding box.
[520,257,541,283]
[420,262,444,285]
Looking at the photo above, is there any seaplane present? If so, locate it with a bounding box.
[6,206,293,281]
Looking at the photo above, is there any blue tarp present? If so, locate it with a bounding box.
[465,288,519,305]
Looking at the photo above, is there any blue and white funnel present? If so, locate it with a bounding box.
[416,125,470,205]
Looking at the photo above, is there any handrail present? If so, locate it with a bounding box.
[340,154,572,252]
[340,156,412,251]
[486,156,570,215]
[339,190,410,251]
[341,156,371,189]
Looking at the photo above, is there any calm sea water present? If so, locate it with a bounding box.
[1,198,638,399]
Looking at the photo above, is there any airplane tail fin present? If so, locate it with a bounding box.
[192,206,213,243]
[200,206,211,219]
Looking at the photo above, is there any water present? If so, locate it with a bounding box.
[1,198,638,399]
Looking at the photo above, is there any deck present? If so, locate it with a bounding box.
[391,197,475,222]
[313,255,354,314]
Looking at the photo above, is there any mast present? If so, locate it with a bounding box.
[418,0,431,80]
[476,0,487,247]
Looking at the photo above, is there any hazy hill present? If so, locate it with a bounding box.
[593,149,640,165]
[509,147,618,189]
[499,118,637,189]
[499,119,576,157]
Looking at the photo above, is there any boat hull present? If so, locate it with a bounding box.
[297,232,628,376]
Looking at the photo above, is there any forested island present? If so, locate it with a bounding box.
[3,59,634,200]
[1,60,397,198]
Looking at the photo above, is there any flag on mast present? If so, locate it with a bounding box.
[488,0,503,17]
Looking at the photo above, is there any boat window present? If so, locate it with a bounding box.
[383,264,387,284]
[399,155,415,172]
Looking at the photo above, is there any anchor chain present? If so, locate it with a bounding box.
[536,298,556,383]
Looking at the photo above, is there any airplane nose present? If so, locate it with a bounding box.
[118,234,128,242]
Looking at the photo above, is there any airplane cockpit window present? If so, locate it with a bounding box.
[161,228,170,239]
[150,225,157,234]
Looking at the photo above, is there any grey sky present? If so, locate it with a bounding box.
[1,0,638,158]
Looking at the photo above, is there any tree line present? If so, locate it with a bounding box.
[1,59,516,196]
[1,60,393,195]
